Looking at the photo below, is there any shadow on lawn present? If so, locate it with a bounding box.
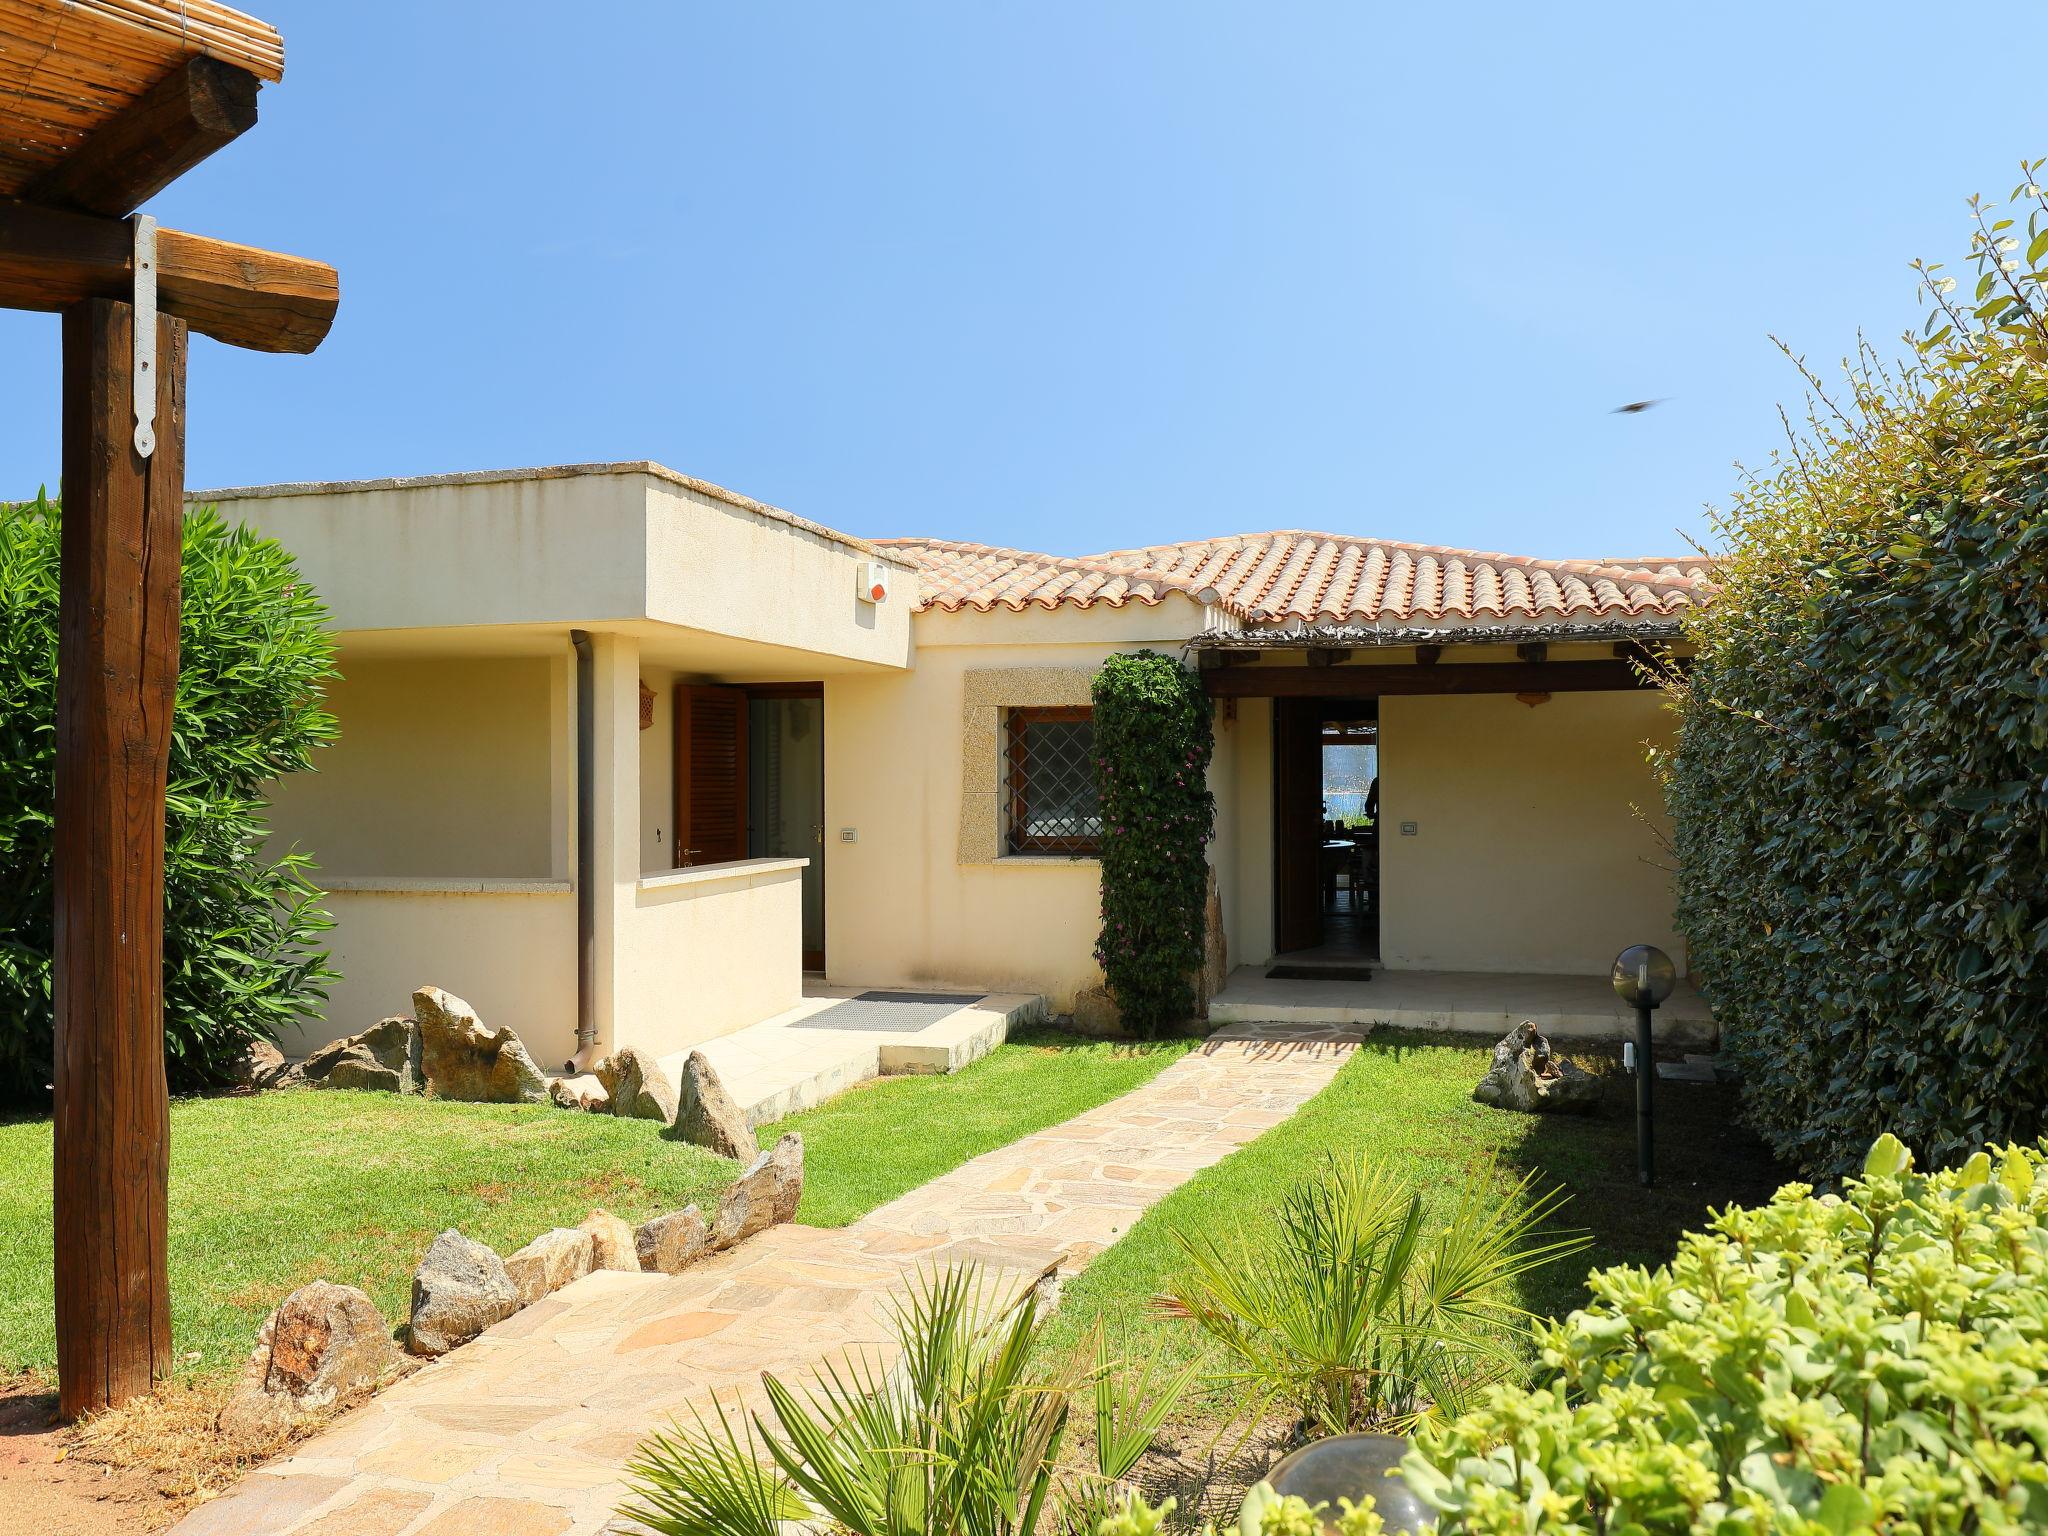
[1332,1032,1791,1319]
[1488,1045,1791,1318]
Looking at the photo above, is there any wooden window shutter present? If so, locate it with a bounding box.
[673,685,749,867]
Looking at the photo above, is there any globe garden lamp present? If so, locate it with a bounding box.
[1612,944,1676,1187]
[1265,1434,1436,1535]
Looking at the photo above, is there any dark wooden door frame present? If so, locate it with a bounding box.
[673,684,749,868]
[1271,698,1326,955]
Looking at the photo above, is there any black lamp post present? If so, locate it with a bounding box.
[1611,944,1676,1186]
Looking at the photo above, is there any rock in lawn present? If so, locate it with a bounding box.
[229,1039,292,1090]
[503,1227,595,1305]
[408,1230,519,1355]
[712,1133,803,1248]
[580,1208,638,1272]
[301,1015,421,1094]
[550,1073,610,1113]
[219,1281,403,1443]
[597,1046,679,1122]
[414,987,549,1105]
[1472,1020,1601,1114]
[1066,984,1124,1038]
[635,1206,710,1274]
[672,1050,752,1158]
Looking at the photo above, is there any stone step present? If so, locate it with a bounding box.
[1655,1059,1719,1083]
[678,990,1047,1129]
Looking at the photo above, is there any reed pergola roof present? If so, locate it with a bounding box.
[0,0,334,354]
[0,0,281,196]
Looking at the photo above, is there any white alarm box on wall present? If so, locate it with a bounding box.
[857,561,890,604]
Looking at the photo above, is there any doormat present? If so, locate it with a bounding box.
[792,990,988,1033]
[1265,964,1374,982]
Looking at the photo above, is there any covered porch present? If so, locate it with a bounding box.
[1201,615,1698,1030]
[210,463,918,1068]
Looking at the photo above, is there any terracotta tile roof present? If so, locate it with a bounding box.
[878,531,1716,626]
[872,538,1232,615]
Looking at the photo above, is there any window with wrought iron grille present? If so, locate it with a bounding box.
[1005,706,1100,855]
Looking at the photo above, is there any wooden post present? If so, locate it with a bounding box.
[53,296,185,1418]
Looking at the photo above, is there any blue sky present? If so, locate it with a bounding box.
[2,4,2038,558]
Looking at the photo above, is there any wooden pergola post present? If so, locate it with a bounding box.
[51,298,187,1416]
[0,0,336,1416]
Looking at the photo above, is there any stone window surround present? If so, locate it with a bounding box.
[958,667,1097,865]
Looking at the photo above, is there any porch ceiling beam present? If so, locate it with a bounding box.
[0,201,337,353]
[1200,659,1665,697]
[22,57,261,218]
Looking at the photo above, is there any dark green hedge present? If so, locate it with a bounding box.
[1092,650,1216,1036]
[1663,173,2048,1172]
[0,494,340,1103]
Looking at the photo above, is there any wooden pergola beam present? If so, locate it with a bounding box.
[53,297,184,1417]
[0,200,337,353]
[1201,659,1663,697]
[22,56,261,218]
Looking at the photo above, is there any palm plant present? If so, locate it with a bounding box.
[620,1263,1193,1536]
[1158,1154,1586,1437]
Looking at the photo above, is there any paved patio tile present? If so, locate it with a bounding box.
[295,1486,434,1536]
[171,1026,1363,1535]
[414,1497,575,1535]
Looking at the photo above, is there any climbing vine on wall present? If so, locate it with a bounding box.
[1092,650,1216,1036]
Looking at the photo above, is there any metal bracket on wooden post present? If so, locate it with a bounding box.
[131,214,158,458]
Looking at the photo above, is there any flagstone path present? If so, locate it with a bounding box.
[172,1023,1365,1536]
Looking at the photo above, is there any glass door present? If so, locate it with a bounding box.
[747,689,825,969]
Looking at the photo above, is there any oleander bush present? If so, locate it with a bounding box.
[1092,650,1216,1036]
[0,494,339,1102]
[1662,167,2048,1172]
[1399,1133,2048,1533]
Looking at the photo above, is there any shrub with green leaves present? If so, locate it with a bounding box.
[620,1263,1196,1536]
[1400,1133,2048,1533]
[1163,1153,1588,1436]
[1662,166,2048,1172]
[1092,650,1215,1036]
[0,494,339,1102]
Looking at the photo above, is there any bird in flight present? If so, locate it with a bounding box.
[1611,398,1667,414]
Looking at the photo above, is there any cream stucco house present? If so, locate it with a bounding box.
[203,461,1717,1072]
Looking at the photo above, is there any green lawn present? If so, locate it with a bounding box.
[0,1026,1196,1383]
[768,1028,1200,1226]
[1043,1030,1788,1390]
[0,1091,737,1383]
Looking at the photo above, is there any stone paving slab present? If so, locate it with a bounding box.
[173,1024,1364,1536]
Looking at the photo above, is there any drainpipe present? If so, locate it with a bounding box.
[570,630,597,1067]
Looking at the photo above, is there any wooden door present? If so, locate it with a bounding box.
[1272,696,1325,954]
[673,684,748,866]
